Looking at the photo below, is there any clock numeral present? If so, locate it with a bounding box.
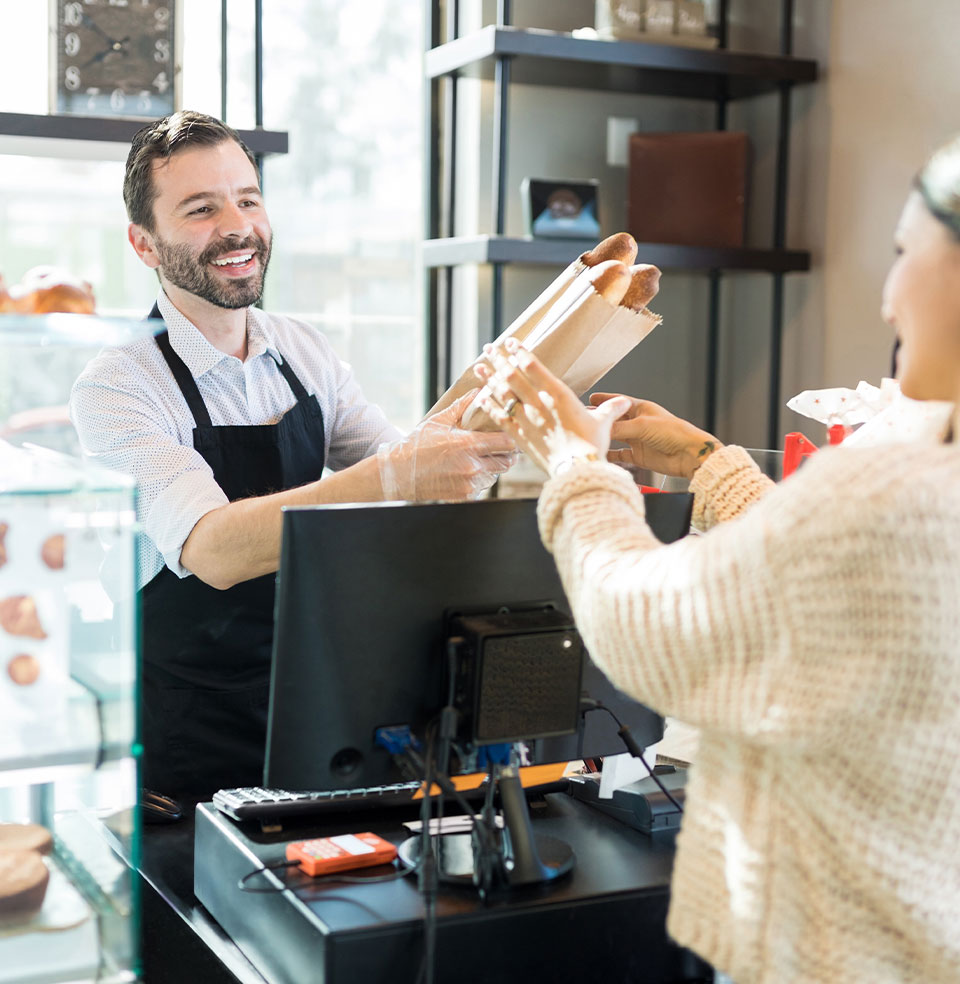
[138,90,154,112]
[85,87,101,112]
[154,7,171,26]
[64,66,82,91]
[152,71,170,94]
[154,39,170,63]
[107,0,130,7]
[64,33,81,57]
[63,2,83,28]
[110,88,126,111]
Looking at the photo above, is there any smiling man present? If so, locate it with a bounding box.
[69,111,515,800]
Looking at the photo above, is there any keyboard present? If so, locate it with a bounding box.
[213,777,569,825]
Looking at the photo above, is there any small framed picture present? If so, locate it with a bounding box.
[521,178,601,240]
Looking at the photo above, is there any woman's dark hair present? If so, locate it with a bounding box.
[123,111,258,231]
[915,134,960,242]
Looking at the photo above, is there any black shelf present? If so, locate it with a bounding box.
[425,26,817,100]
[0,112,288,156]
[424,235,810,273]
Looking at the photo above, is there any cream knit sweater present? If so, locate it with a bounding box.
[537,443,960,984]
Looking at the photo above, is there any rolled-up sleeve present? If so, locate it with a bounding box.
[70,358,227,578]
[313,340,402,469]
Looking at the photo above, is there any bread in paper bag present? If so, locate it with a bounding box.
[461,255,663,431]
[424,232,639,420]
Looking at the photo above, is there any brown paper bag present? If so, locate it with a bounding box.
[424,233,639,421]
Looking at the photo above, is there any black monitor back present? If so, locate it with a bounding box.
[265,492,693,792]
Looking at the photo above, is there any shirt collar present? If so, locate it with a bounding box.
[156,290,283,379]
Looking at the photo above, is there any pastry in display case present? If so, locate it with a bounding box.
[1,294,159,983]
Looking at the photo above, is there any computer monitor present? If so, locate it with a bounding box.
[264,493,693,793]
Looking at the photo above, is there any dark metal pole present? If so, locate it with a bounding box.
[220,0,228,120]
[254,0,264,128]
[489,0,512,342]
[705,0,729,435]
[716,0,729,48]
[706,272,721,434]
[768,0,795,449]
[490,54,510,342]
[425,1,443,410]
[440,3,460,391]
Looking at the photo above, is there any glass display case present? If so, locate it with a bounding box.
[0,314,157,984]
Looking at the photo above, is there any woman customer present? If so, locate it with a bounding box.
[475,136,960,984]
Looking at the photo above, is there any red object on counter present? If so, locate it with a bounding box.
[827,423,852,445]
[782,432,819,478]
[639,485,664,494]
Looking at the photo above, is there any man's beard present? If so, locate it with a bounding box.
[153,233,272,309]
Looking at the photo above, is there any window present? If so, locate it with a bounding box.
[0,0,424,430]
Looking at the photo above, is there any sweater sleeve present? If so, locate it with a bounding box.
[688,444,776,531]
[536,448,960,750]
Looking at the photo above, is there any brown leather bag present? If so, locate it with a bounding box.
[627,131,750,247]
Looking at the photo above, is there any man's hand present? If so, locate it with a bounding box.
[590,393,722,479]
[377,391,517,500]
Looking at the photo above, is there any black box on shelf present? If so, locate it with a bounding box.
[521,177,601,240]
[627,131,750,248]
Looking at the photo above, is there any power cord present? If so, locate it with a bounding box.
[582,699,684,816]
[238,857,415,894]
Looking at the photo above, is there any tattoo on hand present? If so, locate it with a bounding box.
[696,441,716,460]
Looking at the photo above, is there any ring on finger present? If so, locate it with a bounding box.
[503,396,520,417]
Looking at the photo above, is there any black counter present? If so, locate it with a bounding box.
[136,792,711,983]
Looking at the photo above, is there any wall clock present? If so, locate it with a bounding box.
[49,0,181,118]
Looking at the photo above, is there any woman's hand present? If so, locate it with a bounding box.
[474,340,633,476]
[590,392,722,479]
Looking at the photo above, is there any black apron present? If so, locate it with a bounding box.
[140,303,326,798]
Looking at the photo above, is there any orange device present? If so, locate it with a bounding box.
[285,832,397,877]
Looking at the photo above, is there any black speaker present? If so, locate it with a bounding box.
[446,607,584,745]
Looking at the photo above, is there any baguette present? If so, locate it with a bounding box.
[582,232,638,267]
[461,260,632,430]
[423,234,638,419]
[620,264,661,311]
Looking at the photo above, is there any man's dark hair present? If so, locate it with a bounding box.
[123,110,258,232]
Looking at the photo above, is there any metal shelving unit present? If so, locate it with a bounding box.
[424,0,818,447]
[0,110,287,158]
[0,0,286,169]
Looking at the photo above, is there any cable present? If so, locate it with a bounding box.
[583,700,684,815]
[238,858,417,894]
[417,726,438,984]
[238,859,304,893]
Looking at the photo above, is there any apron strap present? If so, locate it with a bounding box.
[155,328,214,429]
[270,353,311,403]
[150,302,313,427]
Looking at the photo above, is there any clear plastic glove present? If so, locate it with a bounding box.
[377,390,518,501]
[475,341,632,477]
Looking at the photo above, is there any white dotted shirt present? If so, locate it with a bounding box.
[69,291,401,589]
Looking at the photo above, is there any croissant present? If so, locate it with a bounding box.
[0,266,96,315]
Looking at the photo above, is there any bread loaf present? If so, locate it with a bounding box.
[0,850,50,918]
[0,824,53,857]
[40,534,65,571]
[0,596,48,640]
[6,654,41,686]
[0,267,95,315]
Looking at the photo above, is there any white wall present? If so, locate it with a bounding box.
[447,0,960,447]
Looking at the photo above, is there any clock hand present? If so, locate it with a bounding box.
[80,12,122,48]
[81,42,131,70]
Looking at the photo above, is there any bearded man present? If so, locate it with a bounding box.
[70,111,514,801]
